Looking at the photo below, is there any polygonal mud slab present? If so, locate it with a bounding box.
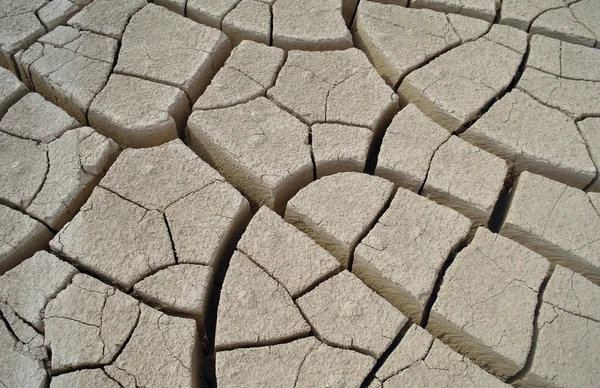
[99,139,250,267]
[215,251,310,350]
[501,172,600,285]
[99,139,223,212]
[88,74,191,148]
[462,89,596,189]
[187,0,244,29]
[0,205,53,274]
[0,132,48,210]
[51,187,174,288]
[0,0,47,74]
[44,273,140,371]
[0,66,27,118]
[0,251,77,331]
[411,0,499,22]
[1,299,47,360]
[52,140,249,289]
[50,369,121,388]
[237,206,341,298]
[67,0,147,39]
[296,271,408,358]
[222,0,271,47]
[285,172,394,267]
[0,317,47,388]
[353,188,471,322]
[578,118,600,192]
[370,324,510,387]
[115,4,231,101]
[517,68,600,120]
[35,26,117,64]
[354,1,490,86]
[267,48,399,131]
[422,136,509,227]
[499,0,565,31]
[515,265,600,388]
[528,1,600,48]
[104,304,199,388]
[37,0,84,32]
[517,34,600,118]
[188,97,313,214]
[399,24,527,132]
[376,104,451,192]
[216,337,376,387]
[312,123,372,178]
[194,40,285,110]
[427,228,549,379]
[17,30,117,124]
[133,264,213,318]
[272,0,353,51]
[27,126,119,230]
[527,34,600,82]
[0,92,79,143]
[1,104,119,231]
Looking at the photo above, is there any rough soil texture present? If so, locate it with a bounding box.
[1,1,599,387]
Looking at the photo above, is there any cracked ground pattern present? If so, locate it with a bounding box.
[1,0,600,387]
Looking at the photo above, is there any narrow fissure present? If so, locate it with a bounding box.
[0,198,57,234]
[162,213,179,264]
[418,135,452,196]
[506,265,555,384]
[308,127,317,181]
[269,3,274,46]
[359,320,413,388]
[420,237,470,328]
[455,35,531,135]
[391,23,495,93]
[348,188,395,271]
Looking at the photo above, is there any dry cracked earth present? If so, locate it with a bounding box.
[1,0,600,387]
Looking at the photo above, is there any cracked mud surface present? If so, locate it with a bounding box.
[1,0,600,387]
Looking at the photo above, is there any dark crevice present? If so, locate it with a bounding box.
[308,127,317,181]
[215,332,311,353]
[269,3,274,46]
[492,0,502,24]
[363,122,388,175]
[506,265,555,384]
[51,363,114,378]
[360,320,413,388]
[487,170,515,233]
[420,237,470,328]
[103,369,126,388]
[47,249,144,294]
[455,34,531,136]
[201,214,252,388]
[349,0,361,29]
[0,198,57,234]
[0,309,19,341]
[162,213,179,264]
